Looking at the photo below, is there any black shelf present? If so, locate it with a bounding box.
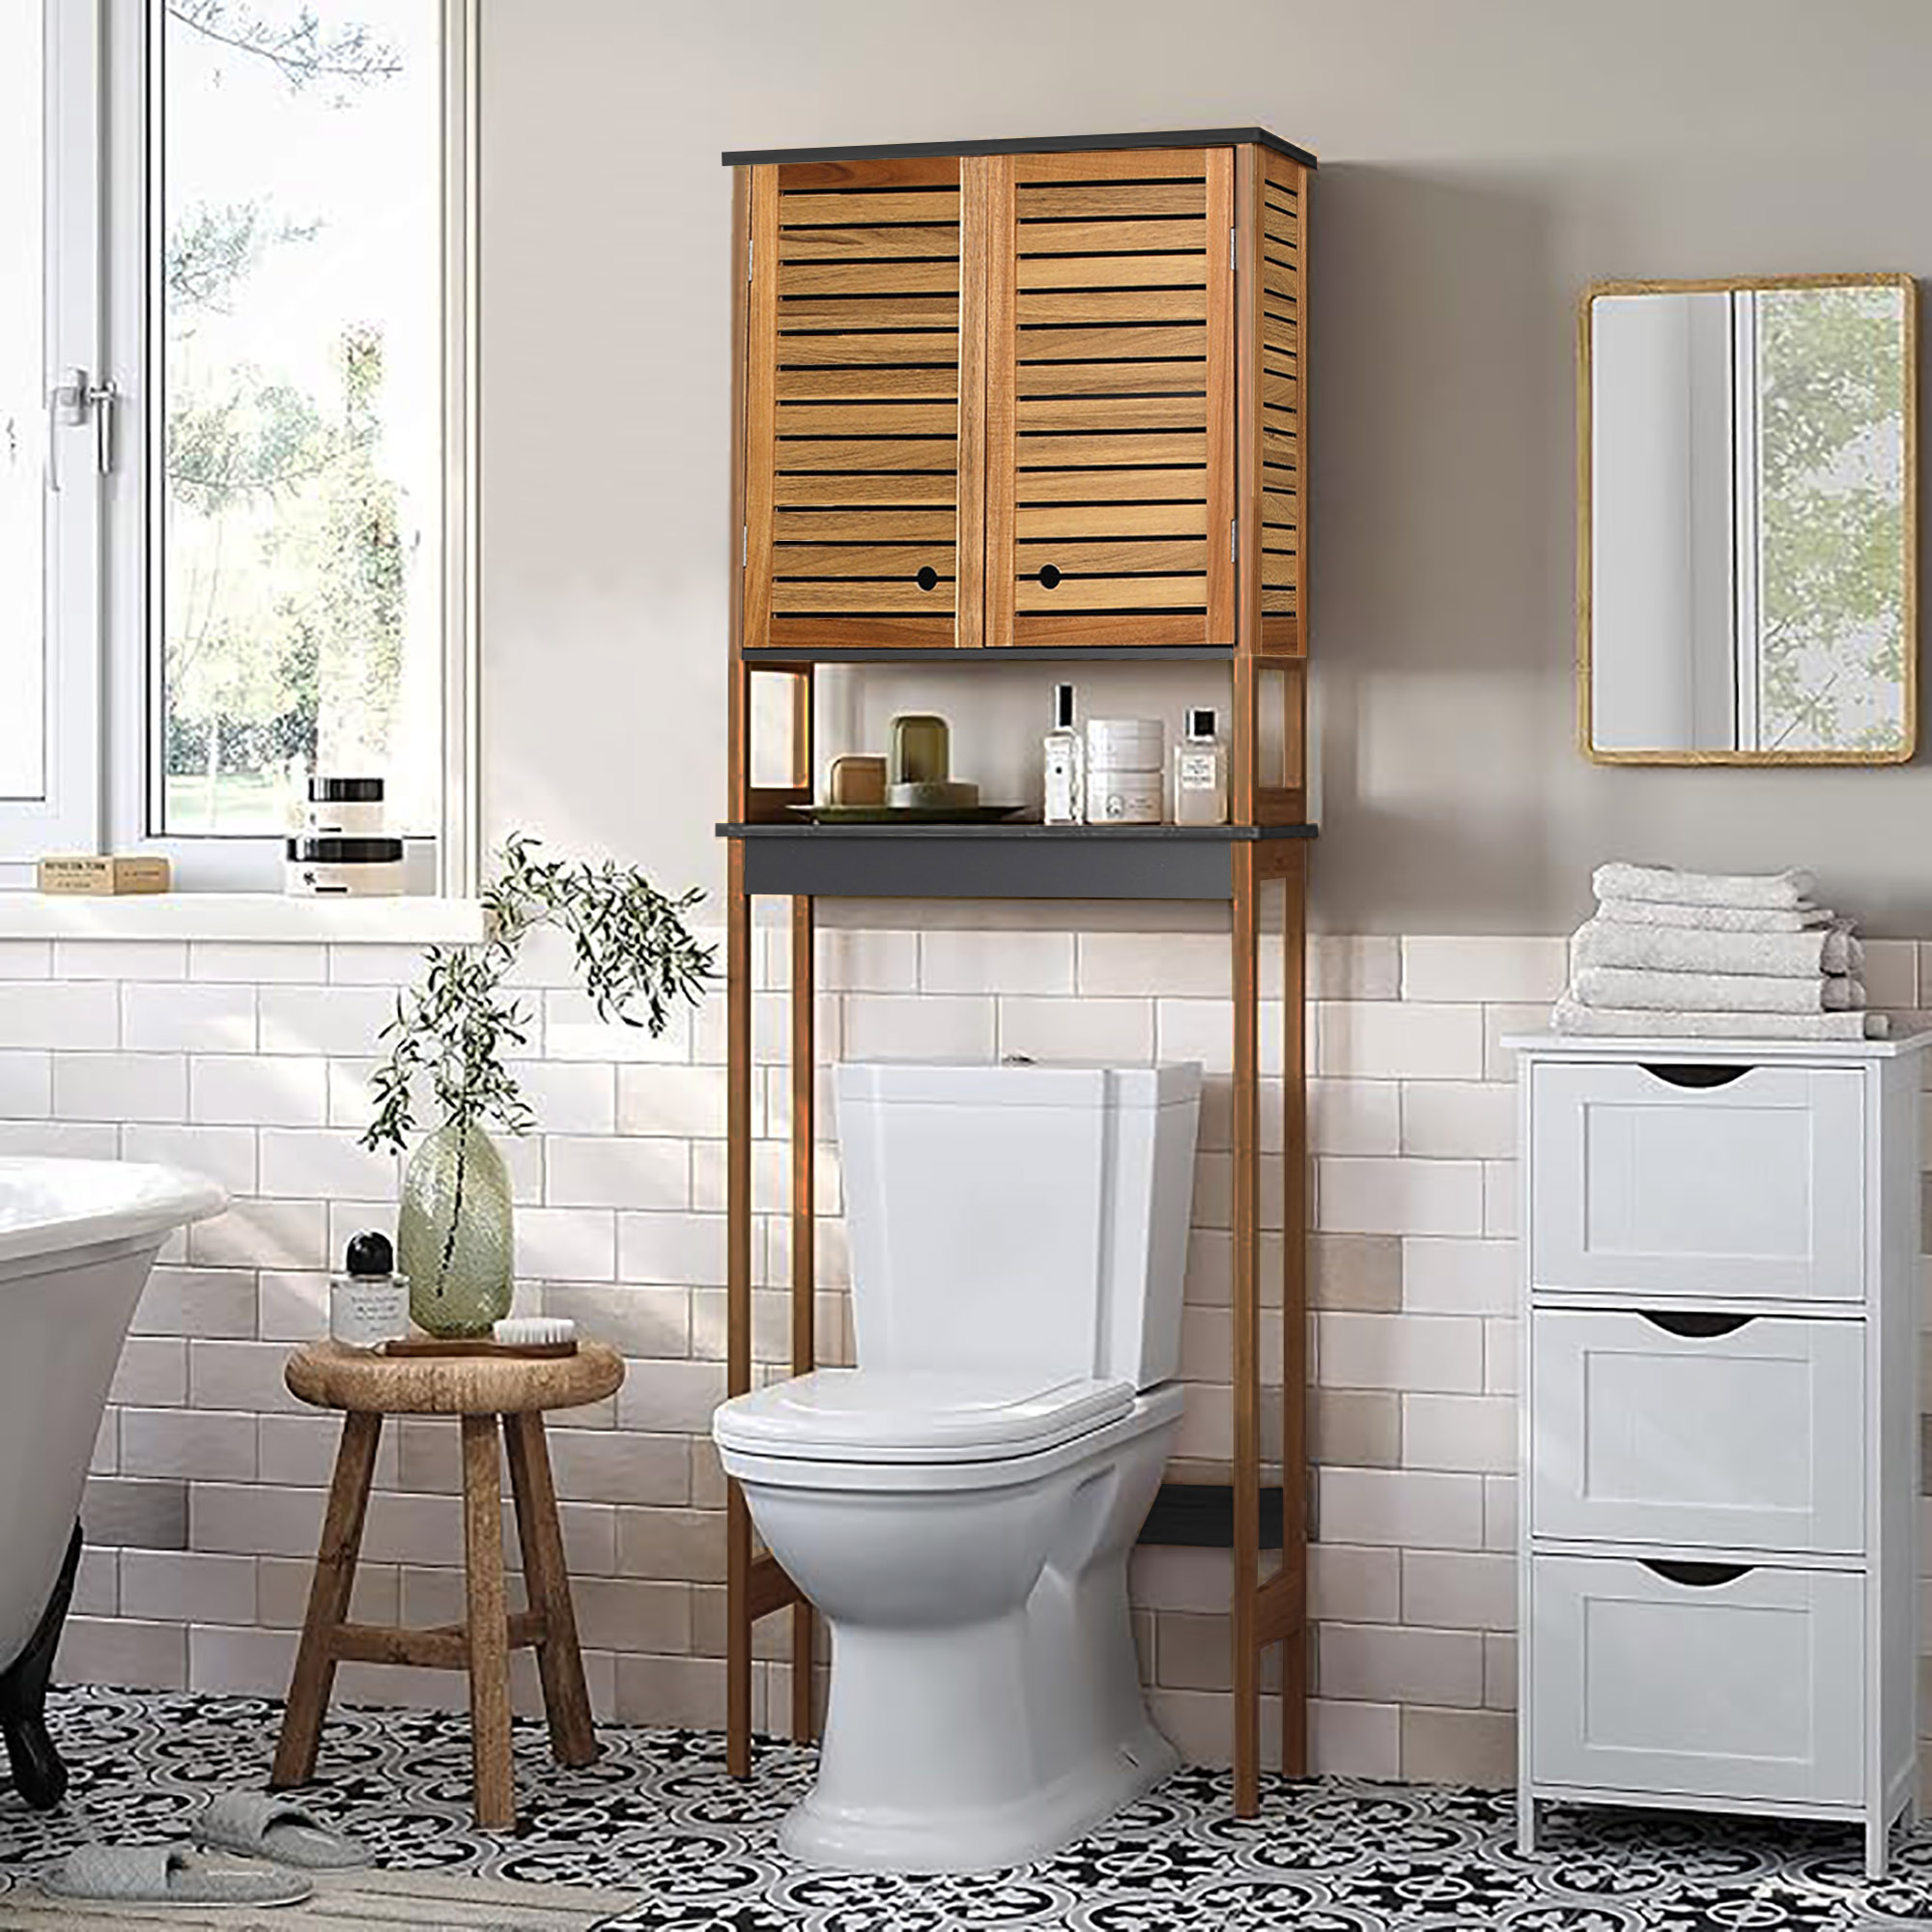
[743,645,1236,668]
[720,821,1317,901]
[723,127,1317,171]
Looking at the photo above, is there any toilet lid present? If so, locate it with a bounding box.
[713,1369,1136,1463]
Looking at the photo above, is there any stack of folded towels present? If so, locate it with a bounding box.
[1551,862,1887,1040]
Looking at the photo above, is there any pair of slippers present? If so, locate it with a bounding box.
[42,1793,366,1910]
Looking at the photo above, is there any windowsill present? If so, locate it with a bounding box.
[0,893,490,945]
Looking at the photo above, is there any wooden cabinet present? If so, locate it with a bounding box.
[1514,1035,1929,1880]
[735,133,1311,656]
[744,155,979,651]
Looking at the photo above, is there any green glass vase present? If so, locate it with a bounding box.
[398,1120,514,1338]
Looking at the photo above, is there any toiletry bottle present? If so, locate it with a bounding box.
[1173,707,1229,826]
[1042,683,1084,824]
[329,1230,411,1350]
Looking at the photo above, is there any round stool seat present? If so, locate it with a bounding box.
[286,1339,623,1416]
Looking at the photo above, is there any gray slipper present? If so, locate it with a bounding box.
[197,1791,368,1871]
[42,1842,313,1906]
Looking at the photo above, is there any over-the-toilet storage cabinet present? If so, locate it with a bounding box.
[1513,1035,1927,1878]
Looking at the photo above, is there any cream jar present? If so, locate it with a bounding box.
[1084,719,1165,824]
[286,836,406,896]
[307,776,386,837]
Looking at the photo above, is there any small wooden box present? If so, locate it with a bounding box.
[37,855,172,896]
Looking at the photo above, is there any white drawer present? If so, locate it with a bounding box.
[1528,1554,1862,1805]
[1529,1062,1865,1301]
[1530,1309,1864,1553]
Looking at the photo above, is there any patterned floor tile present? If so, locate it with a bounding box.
[0,1689,1924,1930]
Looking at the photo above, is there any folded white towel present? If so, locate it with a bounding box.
[1597,897,1832,933]
[1573,966,1863,1013]
[1551,998,1888,1041]
[1572,919,1861,980]
[1593,863,1816,911]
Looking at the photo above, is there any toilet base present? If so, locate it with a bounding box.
[781,1719,1179,1873]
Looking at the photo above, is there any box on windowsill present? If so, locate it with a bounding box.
[37,855,173,896]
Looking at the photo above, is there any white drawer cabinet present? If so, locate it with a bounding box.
[1529,1554,1864,1806]
[1529,1062,1865,1301]
[1529,1308,1864,1553]
[1513,1035,1927,1879]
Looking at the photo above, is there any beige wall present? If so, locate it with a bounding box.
[480,0,1932,935]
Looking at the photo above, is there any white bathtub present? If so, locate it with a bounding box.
[0,1161,225,1719]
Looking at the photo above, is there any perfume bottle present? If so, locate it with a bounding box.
[1173,707,1229,826]
[1042,683,1084,824]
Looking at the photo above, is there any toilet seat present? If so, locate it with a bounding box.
[714,1368,1134,1463]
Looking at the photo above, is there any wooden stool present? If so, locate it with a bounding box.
[272,1339,625,1829]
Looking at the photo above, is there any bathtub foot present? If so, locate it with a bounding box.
[1,1522,81,1810]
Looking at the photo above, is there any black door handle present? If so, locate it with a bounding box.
[915,565,939,591]
[1636,1310,1757,1339]
[1641,1558,1752,1588]
[1640,1063,1752,1089]
[1037,564,1062,588]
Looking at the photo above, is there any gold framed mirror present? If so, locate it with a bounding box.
[1579,273,1918,764]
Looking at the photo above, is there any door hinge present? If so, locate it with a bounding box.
[742,522,749,567]
[1230,517,1238,562]
[747,235,753,282]
[1230,225,1237,273]
[46,368,118,489]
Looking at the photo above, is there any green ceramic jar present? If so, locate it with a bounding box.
[398,1120,514,1337]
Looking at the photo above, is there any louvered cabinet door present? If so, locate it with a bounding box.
[984,148,1236,648]
[1257,149,1305,652]
[743,157,980,650]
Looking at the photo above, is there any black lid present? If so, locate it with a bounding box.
[286,837,405,863]
[345,1229,393,1277]
[1053,683,1075,729]
[1187,707,1217,738]
[308,776,384,802]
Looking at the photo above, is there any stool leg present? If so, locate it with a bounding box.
[505,1412,598,1768]
[273,1411,382,1788]
[461,1413,515,1830]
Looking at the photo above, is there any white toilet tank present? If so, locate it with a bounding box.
[834,1060,1202,1390]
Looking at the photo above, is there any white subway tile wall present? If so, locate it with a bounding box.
[17,930,1924,1786]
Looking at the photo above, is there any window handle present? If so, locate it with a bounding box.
[46,368,118,492]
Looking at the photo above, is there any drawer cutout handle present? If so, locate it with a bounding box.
[1636,1310,1757,1340]
[1639,1063,1752,1090]
[1641,1558,1752,1589]
[915,565,940,591]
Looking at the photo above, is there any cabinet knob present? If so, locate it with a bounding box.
[1037,564,1063,589]
[915,565,939,591]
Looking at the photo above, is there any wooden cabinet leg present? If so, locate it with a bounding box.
[461,1413,515,1830]
[505,1411,597,1768]
[272,1410,381,1789]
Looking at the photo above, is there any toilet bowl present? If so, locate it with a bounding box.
[713,1059,1202,1872]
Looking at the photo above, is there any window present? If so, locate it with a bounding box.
[9,0,472,889]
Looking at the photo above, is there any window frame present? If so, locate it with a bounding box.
[0,0,105,873]
[5,0,477,894]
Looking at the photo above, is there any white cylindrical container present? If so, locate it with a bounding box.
[286,837,406,896]
[1084,719,1165,824]
[306,776,386,837]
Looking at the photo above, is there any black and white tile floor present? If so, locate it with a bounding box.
[2,1688,1930,1928]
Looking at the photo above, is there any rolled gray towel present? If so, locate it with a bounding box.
[1572,966,1863,1013]
[1593,863,1816,910]
[1597,897,1831,933]
[1573,918,1861,980]
[1551,998,1887,1040]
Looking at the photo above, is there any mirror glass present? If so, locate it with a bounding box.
[1584,277,1916,762]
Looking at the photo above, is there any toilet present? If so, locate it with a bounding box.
[712,1057,1202,1873]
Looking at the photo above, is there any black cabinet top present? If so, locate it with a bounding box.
[722,127,1318,169]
